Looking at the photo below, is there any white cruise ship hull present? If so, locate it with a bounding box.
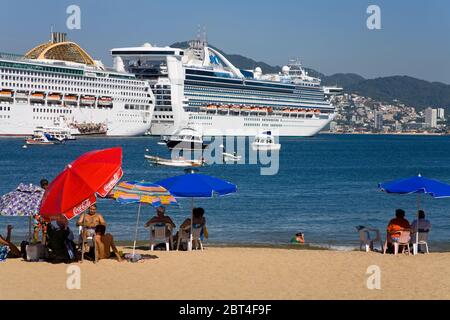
[150,112,334,136]
[0,101,151,137]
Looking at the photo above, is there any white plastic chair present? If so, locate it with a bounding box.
[412,232,430,254]
[358,227,382,252]
[191,225,204,251]
[394,231,411,255]
[78,226,97,262]
[149,223,172,251]
[177,225,204,251]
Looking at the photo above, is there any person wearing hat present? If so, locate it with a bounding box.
[145,206,176,229]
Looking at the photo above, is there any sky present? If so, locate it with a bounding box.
[1,0,449,83]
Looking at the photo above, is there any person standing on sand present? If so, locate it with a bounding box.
[33,179,50,244]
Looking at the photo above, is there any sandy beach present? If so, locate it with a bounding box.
[1,246,450,300]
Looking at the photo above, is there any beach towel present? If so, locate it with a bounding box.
[0,245,10,262]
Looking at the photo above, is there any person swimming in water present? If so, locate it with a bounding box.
[290,232,305,244]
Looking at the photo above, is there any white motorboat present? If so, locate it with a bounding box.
[251,131,281,151]
[144,154,204,167]
[222,152,242,162]
[25,130,56,145]
[165,127,208,151]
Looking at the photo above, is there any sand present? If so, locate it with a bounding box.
[1,246,450,300]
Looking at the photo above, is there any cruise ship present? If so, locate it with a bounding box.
[111,39,336,136]
[0,32,154,136]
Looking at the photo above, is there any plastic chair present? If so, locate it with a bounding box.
[412,232,430,254]
[78,226,97,262]
[394,231,411,255]
[176,225,204,251]
[191,225,204,251]
[176,228,190,251]
[358,227,383,252]
[149,223,172,251]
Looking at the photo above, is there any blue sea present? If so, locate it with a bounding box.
[2,134,450,251]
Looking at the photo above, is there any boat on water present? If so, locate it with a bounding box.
[222,152,242,162]
[0,32,155,137]
[25,130,56,145]
[251,131,281,151]
[164,127,208,151]
[34,126,75,142]
[112,39,340,137]
[144,154,204,167]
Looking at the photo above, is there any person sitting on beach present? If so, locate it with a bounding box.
[76,204,106,237]
[94,225,122,262]
[410,210,431,251]
[144,206,176,232]
[46,217,77,263]
[290,232,305,244]
[180,207,206,232]
[0,225,22,258]
[386,209,411,245]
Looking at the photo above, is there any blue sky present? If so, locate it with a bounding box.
[1,0,449,83]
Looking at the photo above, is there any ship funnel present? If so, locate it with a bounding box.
[51,32,67,43]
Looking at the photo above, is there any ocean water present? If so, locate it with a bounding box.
[2,134,450,251]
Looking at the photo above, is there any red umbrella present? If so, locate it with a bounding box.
[40,147,123,220]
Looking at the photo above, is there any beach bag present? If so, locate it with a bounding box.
[0,245,10,262]
[26,243,47,262]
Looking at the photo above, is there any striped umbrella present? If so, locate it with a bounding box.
[110,181,177,259]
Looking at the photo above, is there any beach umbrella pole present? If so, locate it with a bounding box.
[132,203,142,258]
[414,194,421,255]
[28,216,32,242]
[189,197,194,251]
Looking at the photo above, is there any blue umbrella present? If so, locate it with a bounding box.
[156,169,237,250]
[379,174,450,254]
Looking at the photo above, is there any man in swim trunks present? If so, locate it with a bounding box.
[94,225,122,262]
[76,204,106,251]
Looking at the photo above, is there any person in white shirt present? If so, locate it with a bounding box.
[410,210,432,234]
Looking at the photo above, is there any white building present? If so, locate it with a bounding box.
[374,111,383,130]
[424,107,437,128]
[437,108,445,119]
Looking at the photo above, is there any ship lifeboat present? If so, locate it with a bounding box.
[80,95,96,105]
[314,109,321,113]
[231,105,241,113]
[64,94,77,100]
[267,107,273,114]
[0,90,13,97]
[15,91,28,99]
[47,93,62,101]
[30,92,45,100]
[98,96,113,106]
[218,105,230,113]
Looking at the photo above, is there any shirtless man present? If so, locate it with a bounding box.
[94,225,122,262]
[76,204,106,251]
[0,225,22,258]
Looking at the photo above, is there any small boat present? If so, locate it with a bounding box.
[30,92,45,100]
[222,152,242,162]
[251,131,281,151]
[35,126,75,142]
[47,93,62,101]
[25,131,56,145]
[165,127,208,151]
[145,155,204,167]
